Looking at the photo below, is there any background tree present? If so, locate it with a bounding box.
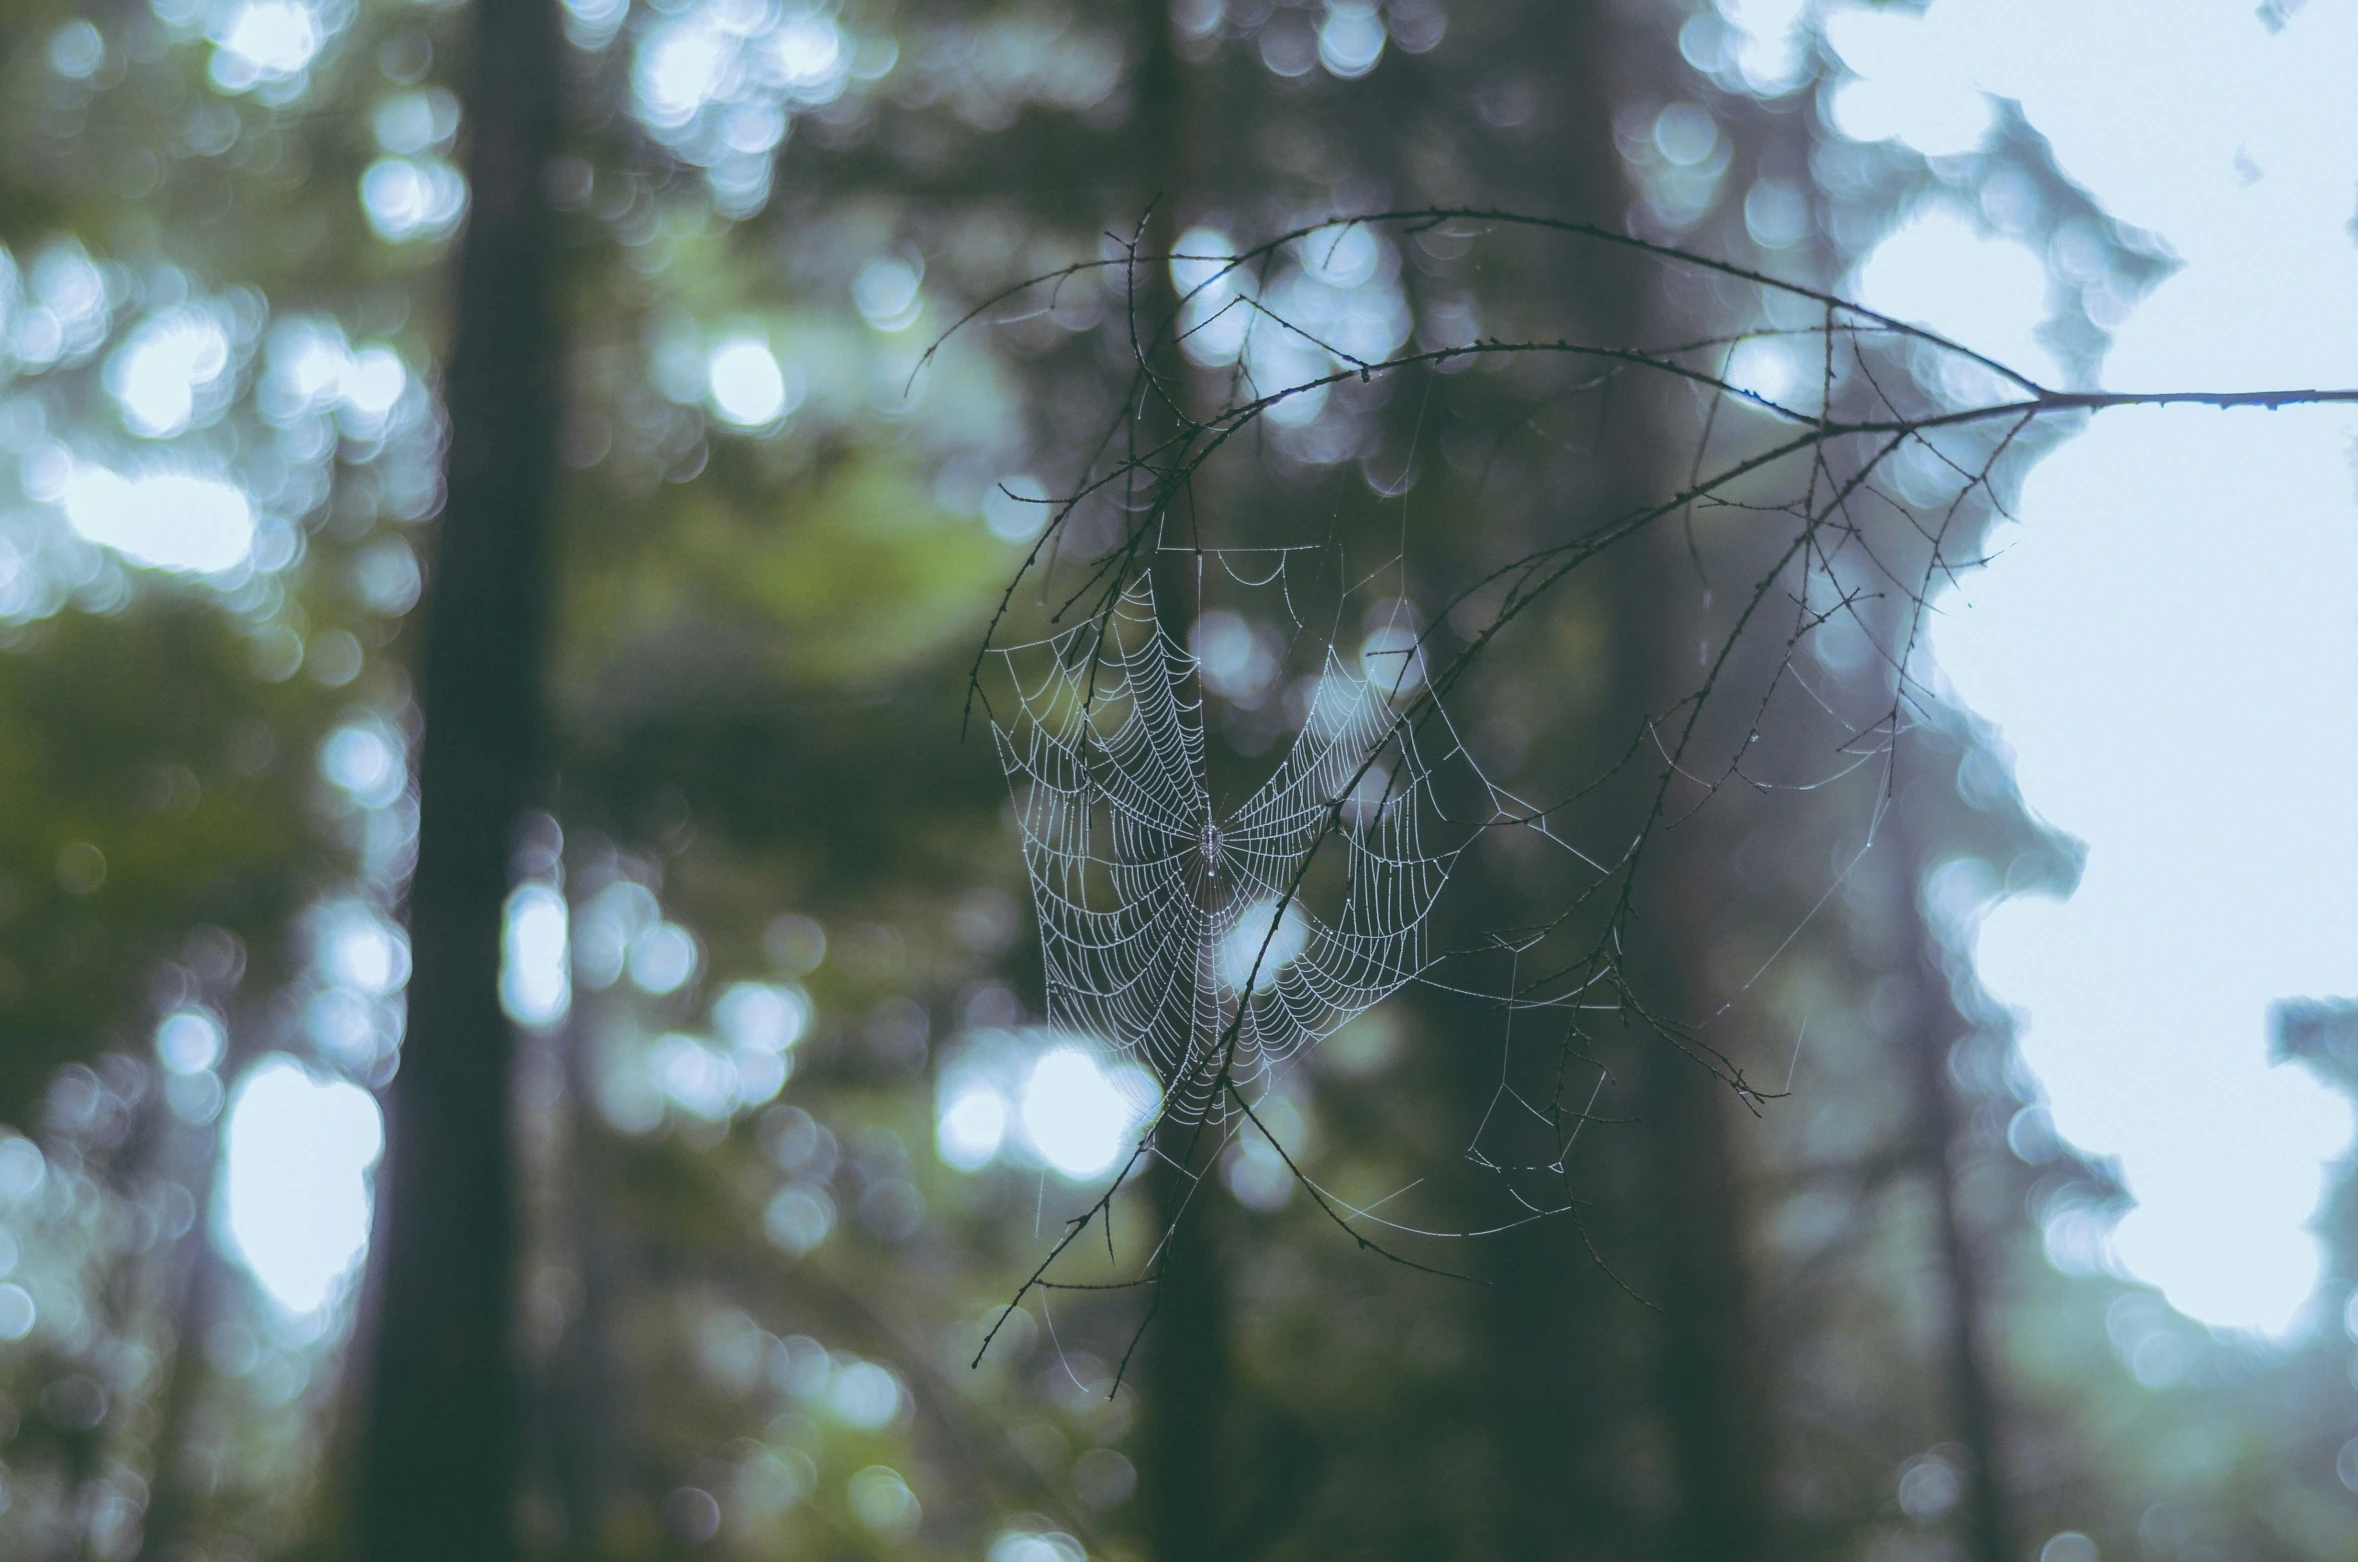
[350,0,563,1551]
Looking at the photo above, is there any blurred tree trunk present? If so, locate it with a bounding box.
[1564,524,1774,1562]
[538,1006,624,1557]
[1622,808,1774,1562]
[1889,810,2014,1562]
[1142,1136,1229,1562]
[1611,513,1773,1562]
[355,0,562,1551]
[1471,1195,1626,1559]
[137,1098,235,1562]
[1131,8,1236,1561]
[136,1230,224,1562]
[1455,4,1778,1557]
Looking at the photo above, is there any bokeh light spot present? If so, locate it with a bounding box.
[501,885,571,1028]
[61,465,255,574]
[1018,1046,1157,1181]
[705,336,796,427]
[935,1085,1008,1171]
[220,1057,384,1315]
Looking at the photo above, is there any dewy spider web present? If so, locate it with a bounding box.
[990,572,1452,1123]
[955,213,2358,1360]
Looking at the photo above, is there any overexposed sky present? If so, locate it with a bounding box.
[1843,0,2358,1332]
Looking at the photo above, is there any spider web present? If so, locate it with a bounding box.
[953,212,2191,1356]
[989,571,1456,1123]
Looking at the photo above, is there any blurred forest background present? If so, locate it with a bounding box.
[0,0,2353,1560]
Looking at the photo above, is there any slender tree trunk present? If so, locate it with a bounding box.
[1472,1201,1619,1560]
[1142,1138,1227,1562]
[1626,942,1774,1562]
[1607,520,1774,1562]
[1456,3,1779,1555]
[1128,8,1237,1561]
[136,1120,232,1562]
[355,0,561,1550]
[1888,811,2013,1562]
[535,1004,622,1558]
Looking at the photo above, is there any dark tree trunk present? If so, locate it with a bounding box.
[1142,1138,1229,1562]
[1445,3,1780,1556]
[1889,815,2014,1562]
[1597,516,1776,1562]
[1605,414,1780,1562]
[136,1119,232,1562]
[1626,912,1775,1562]
[537,1007,624,1558]
[1129,8,1236,1562]
[355,0,561,1551]
[1612,513,1775,1562]
[1473,1207,1624,1560]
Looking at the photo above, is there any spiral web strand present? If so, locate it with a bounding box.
[990,575,1452,1123]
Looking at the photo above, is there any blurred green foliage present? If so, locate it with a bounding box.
[0,596,342,1123]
